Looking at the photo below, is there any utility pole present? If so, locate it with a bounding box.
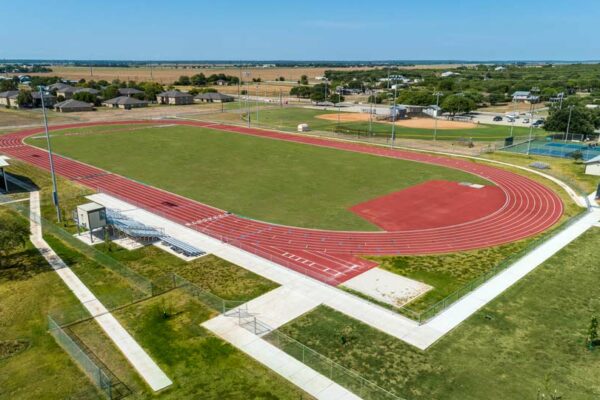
[369,89,373,136]
[390,85,398,148]
[526,101,535,156]
[433,92,443,141]
[39,86,61,222]
[564,105,574,142]
[256,83,259,124]
[509,97,516,138]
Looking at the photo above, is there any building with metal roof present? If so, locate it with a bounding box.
[102,96,148,110]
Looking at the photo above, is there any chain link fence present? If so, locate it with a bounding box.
[231,308,405,400]
[48,315,115,399]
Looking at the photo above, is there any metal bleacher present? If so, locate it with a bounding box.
[106,209,165,239]
[161,236,205,257]
[105,209,205,257]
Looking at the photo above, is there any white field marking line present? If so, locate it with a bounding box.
[27,191,172,392]
[86,191,599,352]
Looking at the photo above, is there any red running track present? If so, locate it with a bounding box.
[0,120,563,285]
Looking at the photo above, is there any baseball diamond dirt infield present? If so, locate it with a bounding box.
[316,113,479,129]
[0,120,563,285]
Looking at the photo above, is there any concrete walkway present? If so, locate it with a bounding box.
[27,191,172,392]
[86,192,600,399]
[89,193,600,347]
[204,314,361,400]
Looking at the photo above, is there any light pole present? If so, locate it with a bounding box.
[390,85,398,148]
[526,101,535,156]
[564,105,574,142]
[433,92,443,141]
[337,92,341,126]
[39,86,61,222]
[256,83,259,124]
[368,89,373,136]
[509,97,516,137]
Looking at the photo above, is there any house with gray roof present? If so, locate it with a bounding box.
[54,99,95,113]
[194,92,234,103]
[102,96,148,110]
[118,88,144,96]
[157,90,194,105]
[32,91,56,107]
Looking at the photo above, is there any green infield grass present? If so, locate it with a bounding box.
[27,123,490,231]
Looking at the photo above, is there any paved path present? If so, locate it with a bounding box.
[203,316,361,400]
[27,191,172,392]
[87,191,600,399]
[90,192,600,349]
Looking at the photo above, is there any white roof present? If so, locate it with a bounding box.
[77,202,105,212]
[0,156,9,168]
[584,155,600,164]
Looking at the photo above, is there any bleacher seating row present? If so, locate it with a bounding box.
[161,236,206,257]
[105,208,205,258]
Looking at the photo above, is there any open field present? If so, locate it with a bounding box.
[26,123,490,231]
[69,289,313,399]
[272,228,600,399]
[22,64,465,85]
[0,208,100,400]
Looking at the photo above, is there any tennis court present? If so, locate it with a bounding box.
[502,139,600,161]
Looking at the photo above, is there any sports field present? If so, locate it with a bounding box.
[26,123,490,231]
[216,107,538,141]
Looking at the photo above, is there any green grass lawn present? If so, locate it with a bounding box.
[0,208,100,400]
[214,107,539,141]
[26,123,490,231]
[94,243,278,303]
[270,227,600,400]
[69,290,313,399]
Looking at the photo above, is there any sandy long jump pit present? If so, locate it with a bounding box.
[316,112,478,129]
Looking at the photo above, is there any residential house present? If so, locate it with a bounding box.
[156,90,194,105]
[102,96,148,110]
[194,92,234,103]
[0,90,19,107]
[54,99,95,112]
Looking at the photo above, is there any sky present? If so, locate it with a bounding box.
[3,0,600,61]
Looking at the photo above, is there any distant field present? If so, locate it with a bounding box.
[212,107,539,141]
[23,64,465,85]
[26,65,371,85]
[26,123,489,231]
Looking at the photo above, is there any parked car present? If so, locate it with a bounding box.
[493,116,503,121]
[532,119,544,127]
[523,118,530,124]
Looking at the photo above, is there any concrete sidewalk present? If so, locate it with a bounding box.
[203,315,361,400]
[28,191,172,392]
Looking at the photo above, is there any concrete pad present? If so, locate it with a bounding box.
[342,267,431,307]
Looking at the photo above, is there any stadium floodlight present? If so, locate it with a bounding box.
[390,85,398,148]
[509,97,517,138]
[433,92,443,141]
[526,101,536,156]
[564,105,575,142]
[39,86,62,222]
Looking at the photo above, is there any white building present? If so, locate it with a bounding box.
[584,155,600,176]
